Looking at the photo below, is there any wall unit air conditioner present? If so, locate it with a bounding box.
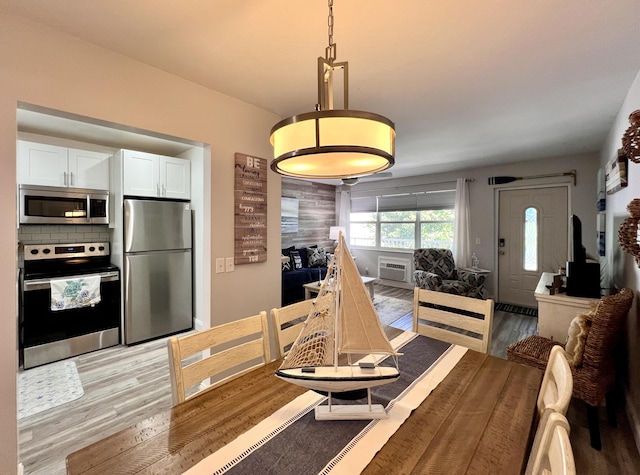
[378,257,411,283]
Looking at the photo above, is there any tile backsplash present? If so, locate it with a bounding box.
[18,225,110,244]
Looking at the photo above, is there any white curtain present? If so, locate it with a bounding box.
[337,189,351,241]
[453,178,471,267]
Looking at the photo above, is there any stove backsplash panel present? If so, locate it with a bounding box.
[19,224,109,244]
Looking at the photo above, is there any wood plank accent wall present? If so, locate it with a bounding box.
[281,177,336,251]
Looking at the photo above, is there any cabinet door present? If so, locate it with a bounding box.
[123,150,160,197]
[160,156,190,200]
[18,141,69,187]
[68,149,111,190]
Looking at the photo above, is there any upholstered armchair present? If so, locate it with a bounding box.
[413,248,487,299]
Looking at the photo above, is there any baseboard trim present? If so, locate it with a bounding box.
[625,386,640,456]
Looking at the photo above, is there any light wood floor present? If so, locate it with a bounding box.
[18,284,640,474]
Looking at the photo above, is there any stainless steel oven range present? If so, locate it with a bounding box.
[19,242,121,369]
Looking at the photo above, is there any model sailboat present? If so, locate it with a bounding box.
[276,232,400,420]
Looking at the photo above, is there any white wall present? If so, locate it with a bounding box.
[0,13,282,473]
[598,68,640,448]
[348,153,600,298]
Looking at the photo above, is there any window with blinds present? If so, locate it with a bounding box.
[349,187,456,250]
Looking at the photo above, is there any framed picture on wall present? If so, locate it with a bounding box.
[281,197,298,233]
[605,149,628,195]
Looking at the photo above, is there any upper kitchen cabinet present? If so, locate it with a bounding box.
[123,150,190,200]
[18,140,110,190]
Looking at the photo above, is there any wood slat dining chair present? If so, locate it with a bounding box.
[271,299,314,359]
[412,288,494,353]
[167,311,270,405]
[525,409,576,475]
[537,345,573,417]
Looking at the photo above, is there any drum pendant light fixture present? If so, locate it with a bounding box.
[270,0,395,179]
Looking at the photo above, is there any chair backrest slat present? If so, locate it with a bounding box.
[525,409,576,475]
[537,345,573,416]
[167,311,270,405]
[412,288,493,354]
[271,299,314,358]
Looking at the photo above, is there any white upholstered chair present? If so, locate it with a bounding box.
[271,299,314,359]
[537,345,573,417]
[167,311,270,405]
[525,409,576,475]
[412,288,494,353]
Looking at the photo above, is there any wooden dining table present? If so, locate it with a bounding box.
[66,336,542,474]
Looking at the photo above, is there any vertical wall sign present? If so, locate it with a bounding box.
[234,152,267,264]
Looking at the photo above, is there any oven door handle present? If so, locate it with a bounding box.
[23,271,120,291]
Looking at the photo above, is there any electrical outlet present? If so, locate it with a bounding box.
[476,238,481,245]
[225,257,234,272]
[215,258,225,274]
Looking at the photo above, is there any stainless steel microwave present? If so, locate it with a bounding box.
[19,184,109,225]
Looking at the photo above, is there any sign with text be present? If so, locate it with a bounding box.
[234,153,267,264]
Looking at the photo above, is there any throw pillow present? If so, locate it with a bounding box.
[281,255,292,272]
[289,250,303,270]
[300,244,316,268]
[307,247,327,267]
[564,313,591,367]
[281,245,295,257]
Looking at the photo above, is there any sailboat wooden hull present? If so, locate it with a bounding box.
[276,366,400,393]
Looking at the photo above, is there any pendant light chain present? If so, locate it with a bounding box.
[326,0,336,64]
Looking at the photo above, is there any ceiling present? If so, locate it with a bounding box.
[4,0,640,183]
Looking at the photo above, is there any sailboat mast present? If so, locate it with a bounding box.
[333,235,342,371]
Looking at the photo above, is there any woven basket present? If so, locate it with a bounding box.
[622,110,640,163]
[618,199,640,267]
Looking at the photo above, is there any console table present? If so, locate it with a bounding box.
[534,272,600,341]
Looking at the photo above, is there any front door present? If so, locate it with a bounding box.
[498,187,568,307]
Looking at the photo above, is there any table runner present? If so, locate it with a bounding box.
[184,332,467,475]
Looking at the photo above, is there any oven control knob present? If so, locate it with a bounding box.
[89,246,96,252]
[42,248,51,254]
[30,249,38,255]
[98,246,105,251]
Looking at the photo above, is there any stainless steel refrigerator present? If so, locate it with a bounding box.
[123,198,193,344]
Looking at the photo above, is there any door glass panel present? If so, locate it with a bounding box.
[524,207,538,271]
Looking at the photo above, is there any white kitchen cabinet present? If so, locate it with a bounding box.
[18,140,110,190]
[68,148,111,190]
[123,150,190,199]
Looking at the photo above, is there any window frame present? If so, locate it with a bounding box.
[349,207,455,251]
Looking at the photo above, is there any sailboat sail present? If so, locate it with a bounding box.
[279,234,397,372]
[338,238,396,355]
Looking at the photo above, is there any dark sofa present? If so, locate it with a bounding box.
[281,245,330,305]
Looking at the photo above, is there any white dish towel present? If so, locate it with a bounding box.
[50,275,101,311]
